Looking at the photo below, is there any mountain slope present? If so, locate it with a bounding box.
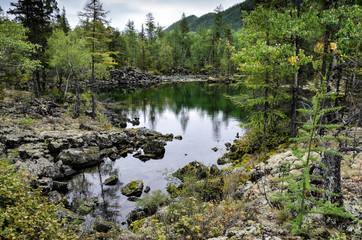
[166,0,254,32]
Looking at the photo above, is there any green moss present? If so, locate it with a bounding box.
[130,218,146,232]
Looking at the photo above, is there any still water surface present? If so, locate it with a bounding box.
[66,81,245,224]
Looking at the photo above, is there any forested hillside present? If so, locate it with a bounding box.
[166,0,255,32]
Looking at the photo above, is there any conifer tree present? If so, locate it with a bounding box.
[145,13,156,41]
[79,0,115,118]
[179,12,191,68]
[125,20,139,67]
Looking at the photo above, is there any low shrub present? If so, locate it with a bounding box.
[0,160,77,239]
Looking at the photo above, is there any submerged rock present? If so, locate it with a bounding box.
[121,180,144,197]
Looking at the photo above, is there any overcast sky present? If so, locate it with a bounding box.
[0,0,243,31]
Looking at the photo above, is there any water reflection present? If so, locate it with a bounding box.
[99,82,245,136]
[67,82,246,225]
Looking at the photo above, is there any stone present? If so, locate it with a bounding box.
[53,181,69,193]
[37,177,53,193]
[126,206,157,225]
[56,146,104,169]
[217,157,230,165]
[210,164,220,175]
[212,147,218,152]
[0,143,6,154]
[93,216,117,233]
[234,181,254,200]
[103,175,119,186]
[173,161,209,181]
[18,142,49,160]
[144,186,151,193]
[174,135,183,140]
[142,140,166,159]
[121,180,144,197]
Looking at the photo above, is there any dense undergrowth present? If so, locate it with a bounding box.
[0,160,78,239]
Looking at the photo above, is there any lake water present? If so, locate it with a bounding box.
[66,81,245,225]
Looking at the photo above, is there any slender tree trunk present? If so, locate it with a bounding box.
[291,33,299,138]
[32,71,39,98]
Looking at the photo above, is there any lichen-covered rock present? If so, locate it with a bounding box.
[121,180,144,197]
[103,175,119,186]
[15,157,61,178]
[56,146,104,169]
[18,142,50,160]
[0,143,6,154]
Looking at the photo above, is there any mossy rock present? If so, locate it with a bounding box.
[121,180,144,197]
[173,161,209,181]
[174,135,183,140]
[217,157,230,165]
[209,164,220,176]
[93,216,118,233]
[103,175,119,186]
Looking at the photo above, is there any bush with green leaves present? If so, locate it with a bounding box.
[135,197,244,240]
[0,160,77,239]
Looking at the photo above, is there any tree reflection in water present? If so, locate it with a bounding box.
[66,82,247,225]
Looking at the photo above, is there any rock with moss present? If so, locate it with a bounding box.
[173,161,209,181]
[121,180,144,197]
[56,146,104,169]
[93,216,118,233]
[174,135,183,140]
[103,175,118,186]
[210,164,220,176]
[141,140,166,159]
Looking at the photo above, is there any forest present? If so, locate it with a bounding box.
[0,0,361,239]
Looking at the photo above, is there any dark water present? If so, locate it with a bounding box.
[66,81,245,225]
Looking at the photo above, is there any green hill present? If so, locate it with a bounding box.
[166,0,255,32]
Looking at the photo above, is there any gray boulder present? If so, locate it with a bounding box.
[56,146,104,169]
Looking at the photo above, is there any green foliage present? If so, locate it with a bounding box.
[136,190,169,213]
[0,20,40,82]
[0,161,77,239]
[18,117,34,127]
[272,81,354,236]
[135,197,244,239]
